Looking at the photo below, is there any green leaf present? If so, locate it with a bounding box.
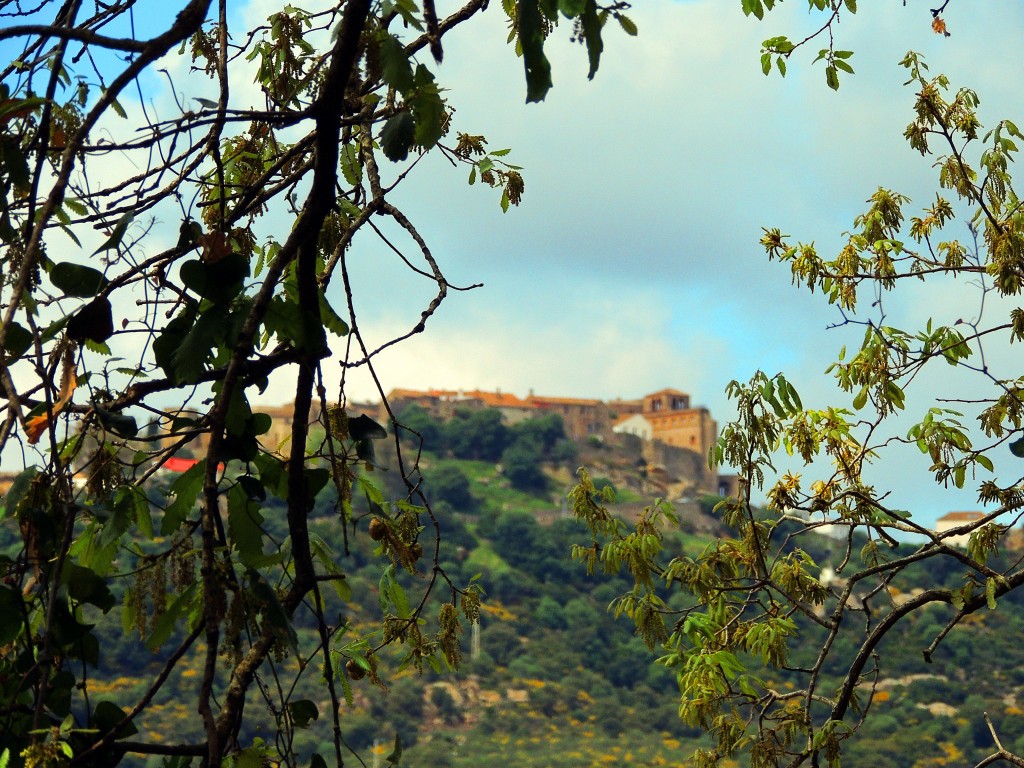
[247,569,299,653]
[250,413,273,438]
[1,466,38,519]
[92,701,139,738]
[616,13,638,36]
[1,138,31,194]
[825,64,839,91]
[581,0,603,80]
[1010,436,1024,457]
[146,583,199,651]
[93,405,138,438]
[348,414,388,440]
[410,66,445,149]
[50,261,109,297]
[64,564,116,611]
[254,452,287,498]
[986,576,998,610]
[177,218,203,249]
[2,321,33,360]
[386,733,403,766]
[340,143,362,186]
[152,304,199,383]
[228,483,266,566]
[161,459,206,534]
[66,296,114,343]
[0,586,23,645]
[171,304,230,383]
[288,699,319,728]
[852,386,868,411]
[381,111,416,162]
[320,294,349,337]
[263,295,326,354]
[378,32,415,92]
[304,467,332,510]
[379,565,412,618]
[131,486,154,538]
[953,463,966,488]
[179,253,249,304]
[108,95,127,119]
[92,210,134,255]
[558,0,586,15]
[519,0,553,102]
[98,488,135,552]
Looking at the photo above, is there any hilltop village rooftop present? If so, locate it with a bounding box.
[382,386,718,456]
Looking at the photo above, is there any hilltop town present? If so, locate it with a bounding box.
[0,385,1001,529]
[240,386,737,503]
[0,386,998,539]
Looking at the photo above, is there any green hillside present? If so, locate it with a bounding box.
[5,412,1023,768]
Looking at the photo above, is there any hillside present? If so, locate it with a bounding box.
[4,418,1023,768]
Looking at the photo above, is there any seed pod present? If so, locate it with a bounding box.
[345,659,366,680]
[368,518,387,541]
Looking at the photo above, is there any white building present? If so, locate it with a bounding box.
[612,413,654,441]
[934,511,985,547]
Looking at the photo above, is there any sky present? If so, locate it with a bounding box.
[310,1,1024,524]
[6,1,1024,525]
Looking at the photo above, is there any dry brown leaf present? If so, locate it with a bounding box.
[25,354,77,444]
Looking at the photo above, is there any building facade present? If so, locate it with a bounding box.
[641,388,717,456]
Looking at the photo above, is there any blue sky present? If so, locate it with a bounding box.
[318,1,1023,524]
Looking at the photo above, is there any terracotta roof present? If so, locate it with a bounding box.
[386,387,535,409]
[527,395,603,407]
[937,511,985,523]
[461,390,532,409]
[608,398,643,409]
[387,388,443,399]
[256,405,295,417]
[382,387,696,410]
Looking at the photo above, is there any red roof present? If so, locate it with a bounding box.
[937,511,985,523]
[527,395,602,407]
[162,457,199,472]
[461,390,531,409]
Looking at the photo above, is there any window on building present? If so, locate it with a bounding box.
[651,400,663,412]
[671,396,687,410]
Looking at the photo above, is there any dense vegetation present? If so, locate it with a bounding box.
[6,1,1024,767]
[0,0,639,763]
[6,421,1024,768]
